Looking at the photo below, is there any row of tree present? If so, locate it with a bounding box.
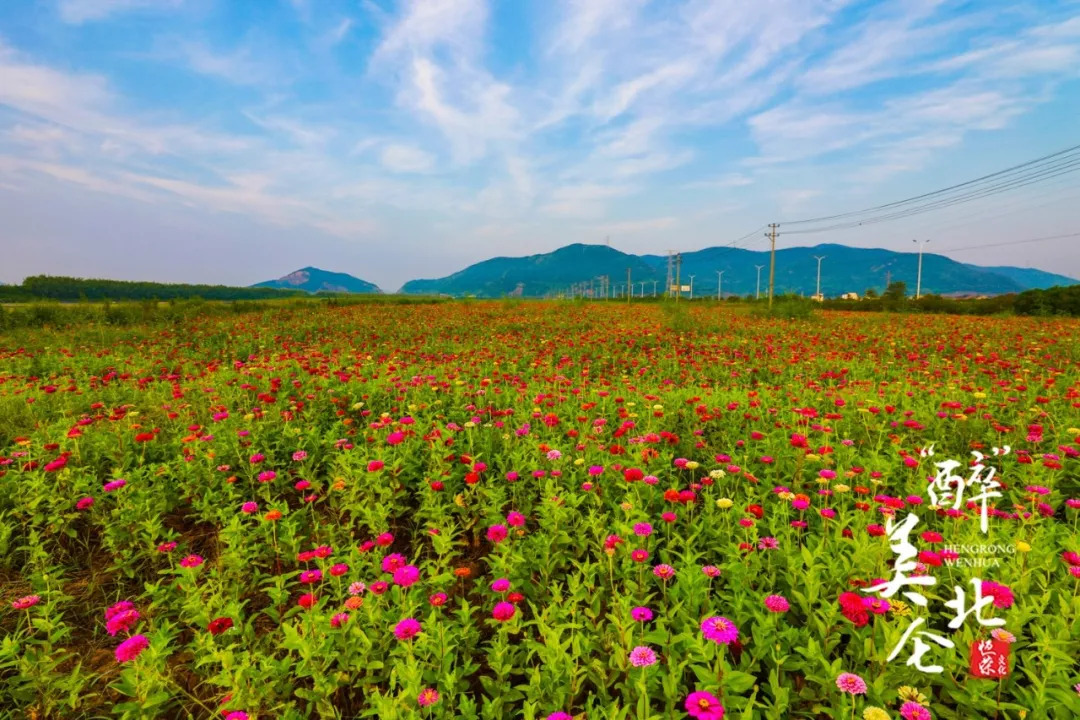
[0,276,306,302]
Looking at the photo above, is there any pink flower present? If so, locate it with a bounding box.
[492,602,516,622]
[546,714,572,720]
[487,524,508,543]
[300,569,322,584]
[981,580,1014,609]
[179,554,204,568]
[652,564,675,580]
[418,688,440,707]
[76,496,95,510]
[292,450,308,462]
[11,595,40,610]
[764,595,790,613]
[900,701,932,720]
[157,541,177,553]
[701,616,738,645]
[329,563,349,577]
[394,618,421,640]
[631,606,653,622]
[702,565,721,578]
[491,578,511,593]
[393,565,420,587]
[114,634,149,663]
[348,581,366,595]
[106,609,141,636]
[835,672,867,695]
[633,522,653,537]
[103,479,126,492]
[367,460,384,472]
[331,612,349,628]
[507,511,525,526]
[685,690,725,720]
[628,645,657,667]
[382,553,406,573]
[225,713,248,720]
[240,501,258,514]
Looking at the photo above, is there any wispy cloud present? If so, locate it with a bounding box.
[57,0,182,24]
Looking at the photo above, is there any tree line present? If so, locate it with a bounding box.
[0,275,306,302]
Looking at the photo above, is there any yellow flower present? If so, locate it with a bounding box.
[778,491,795,501]
[1016,541,1031,553]
[620,502,633,512]
[889,600,911,617]
[464,421,475,428]
[652,404,663,411]
[863,708,890,720]
[709,469,726,480]
[834,484,850,493]
[716,498,734,509]
[1067,427,1080,435]
[574,458,585,466]
[453,494,465,508]
[973,391,987,399]
[685,461,700,470]
[897,686,929,706]
[244,413,255,421]
[805,453,820,462]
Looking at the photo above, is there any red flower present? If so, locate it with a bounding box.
[208,617,234,635]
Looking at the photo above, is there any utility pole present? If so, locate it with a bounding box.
[766,223,778,309]
[688,274,696,300]
[913,239,930,299]
[716,270,724,300]
[627,267,632,303]
[651,279,657,297]
[813,255,826,300]
[675,254,682,303]
[665,251,674,299]
[755,264,765,300]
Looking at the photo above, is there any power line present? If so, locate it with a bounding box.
[781,155,1080,235]
[781,143,1080,228]
[940,232,1080,253]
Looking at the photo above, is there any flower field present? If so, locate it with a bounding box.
[1,301,1078,720]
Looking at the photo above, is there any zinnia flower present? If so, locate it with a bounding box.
[701,616,738,645]
[115,634,149,663]
[418,688,440,707]
[394,618,422,640]
[492,602,516,622]
[631,606,653,622]
[900,701,932,720]
[179,554,204,568]
[764,595,790,613]
[393,565,420,587]
[628,645,657,667]
[836,673,867,695]
[685,691,725,720]
[487,524,509,543]
[106,609,141,636]
[652,564,675,580]
[863,708,890,720]
[12,595,40,610]
[980,580,1014,609]
[207,617,233,635]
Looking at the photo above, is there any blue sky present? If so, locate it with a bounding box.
[1,0,1078,290]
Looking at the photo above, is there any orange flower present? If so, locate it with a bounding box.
[344,596,363,610]
[265,509,282,521]
[453,567,471,578]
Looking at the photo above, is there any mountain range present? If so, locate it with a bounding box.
[254,267,380,294]
[399,243,1076,298]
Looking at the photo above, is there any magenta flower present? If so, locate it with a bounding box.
[491,578,511,593]
[114,634,149,663]
[393,618,421,641]
[981,580,1014,609]
[764,595,790,613]
[103,479,126,492]
[106,608,141,636]
[329,563,349,577]
[545,714,572,720]
[702,565,721,578]
[835,672,867,695]
[382,553,406,573]
[240,501,258,514]
[487,524,509,543]
[633,522,653,537]
[631,606,653,622]
[330,612,349,628]
[900,701,932,720]
[492,602,516,622]
[507,511,526,526]
[76,497,95,510]
[393,565,420,587]
[701,616,738,645]
[179,554,204,568]
[299,569,322,584]
[628,645,657,667]
[418,688,440,707]
[685,690,725,719]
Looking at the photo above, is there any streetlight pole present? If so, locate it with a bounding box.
[688,274,695,300]
[913,239,930,299]
[652,280,657,297]
[755,265,765,300]
[716,270,724,300]
[813,255,826,300]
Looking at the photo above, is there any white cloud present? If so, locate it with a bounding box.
[380,143,435,173]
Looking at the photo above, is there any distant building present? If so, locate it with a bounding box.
[811,293,824,302]
[841,292,860,300]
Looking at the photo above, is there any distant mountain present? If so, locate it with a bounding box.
[401,243,1077,298]
[401,244,660,297]
[960,264,1075,291]
[254,267,380,294]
